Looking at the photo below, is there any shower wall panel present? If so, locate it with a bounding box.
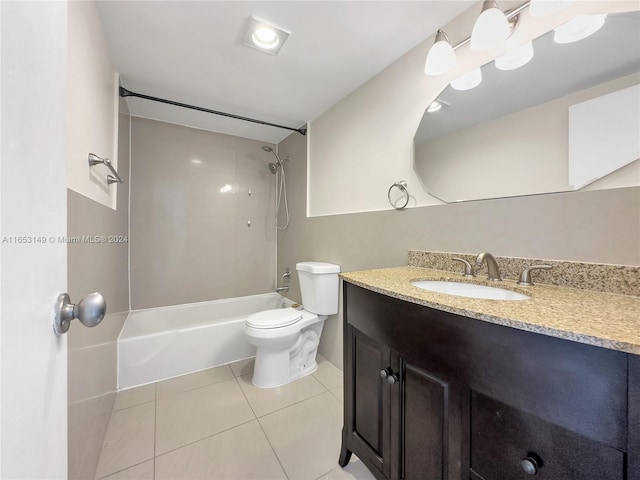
[129,117,276,309]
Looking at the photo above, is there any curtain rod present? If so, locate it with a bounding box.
[119,86,307,136]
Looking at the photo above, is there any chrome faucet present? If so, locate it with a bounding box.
[276,268,291,294]
[476,252,501,281]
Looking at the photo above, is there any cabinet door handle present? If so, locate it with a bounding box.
[380,368,399,384]
[520,456,539,475]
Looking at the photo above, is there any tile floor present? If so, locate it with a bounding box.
[95,356,376,480]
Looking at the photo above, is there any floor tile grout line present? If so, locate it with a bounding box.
[154,417,258,460]
[154,373,237,402]
[254,388,331,419]
[256,416,290,480]
[112,398,155,413]
[235,377,290,480]
[95,458,153,480]
[154,368,236,401]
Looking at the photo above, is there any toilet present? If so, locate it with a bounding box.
[244,261,340,388]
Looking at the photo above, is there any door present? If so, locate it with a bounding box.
[345,325,392,479]
[390,354,453,480]
[1,2,68,478]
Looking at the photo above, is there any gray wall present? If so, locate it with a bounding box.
[129,117,276,310]
[67,102,131,480]
[276,131,640,367]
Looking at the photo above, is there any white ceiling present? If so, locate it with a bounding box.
[96,1,474,143]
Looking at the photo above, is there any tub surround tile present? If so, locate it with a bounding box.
[155,378,254,455]
[155,364,234,399]
[237,373,327,418]
[408,250,640,296]
[100,460,154,480]
[259,392,343,480]
[113,384,156,411]
[94,402,155,479]
[154,420,287,480]
[313,355,343,390]
[341,265,640,354]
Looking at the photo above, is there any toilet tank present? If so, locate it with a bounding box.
[296,262,341,315]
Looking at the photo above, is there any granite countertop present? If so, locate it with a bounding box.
[341,266,640,355]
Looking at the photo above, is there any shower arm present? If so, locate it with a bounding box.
[119,86,307,136]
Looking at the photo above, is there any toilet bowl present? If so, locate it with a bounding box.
[244,261,340,388]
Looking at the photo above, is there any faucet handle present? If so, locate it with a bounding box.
[517,265,552,286]
[452,258,476,278]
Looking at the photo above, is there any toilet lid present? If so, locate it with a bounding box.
[246,308,302,329]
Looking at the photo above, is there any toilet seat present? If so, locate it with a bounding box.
[246,307,302,329]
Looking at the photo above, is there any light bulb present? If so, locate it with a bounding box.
[424,30,457,76]
[451,68,482,91]
[495,41,534,70]
[554,15,606,44]
[471,0,511,51]
[252,27,280,49]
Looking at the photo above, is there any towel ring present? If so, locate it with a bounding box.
[388,181,409,210]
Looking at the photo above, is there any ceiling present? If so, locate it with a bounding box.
[96,1,474,143]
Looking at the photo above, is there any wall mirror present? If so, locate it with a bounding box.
[414,10,640,203]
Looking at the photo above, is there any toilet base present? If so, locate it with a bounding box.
[251,320,324,388]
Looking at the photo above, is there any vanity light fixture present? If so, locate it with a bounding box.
[494,41,534,70]
[424,1,528,76]
[424,30,457,76]
[529,0,574,17]
[553,14,607,44]
[471,0,512,51]
[243,16,290,55]
[451,67,482,90]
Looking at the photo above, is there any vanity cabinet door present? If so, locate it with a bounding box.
[389,354,453,480]
[344,325,392,479]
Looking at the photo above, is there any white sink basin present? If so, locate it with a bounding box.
[411,280,529,301]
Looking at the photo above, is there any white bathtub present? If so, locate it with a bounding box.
[118,293,292,390]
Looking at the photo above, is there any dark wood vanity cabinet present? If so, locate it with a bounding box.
[339,282,639,480]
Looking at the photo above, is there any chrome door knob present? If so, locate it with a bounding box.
[386,374,398,385]
[53,292,107,334]
[520,457,539,475]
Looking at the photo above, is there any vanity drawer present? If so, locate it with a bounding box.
[470,391,624,480]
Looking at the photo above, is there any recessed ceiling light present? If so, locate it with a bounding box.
[244,16,289,55]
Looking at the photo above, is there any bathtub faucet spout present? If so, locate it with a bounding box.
[276,268,291,294]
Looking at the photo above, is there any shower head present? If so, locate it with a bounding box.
[261,145,284,172]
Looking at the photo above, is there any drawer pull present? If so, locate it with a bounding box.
[379,368,399,384]
[520,457,539,475]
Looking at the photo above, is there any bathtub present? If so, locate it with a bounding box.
[118,293,292,390]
